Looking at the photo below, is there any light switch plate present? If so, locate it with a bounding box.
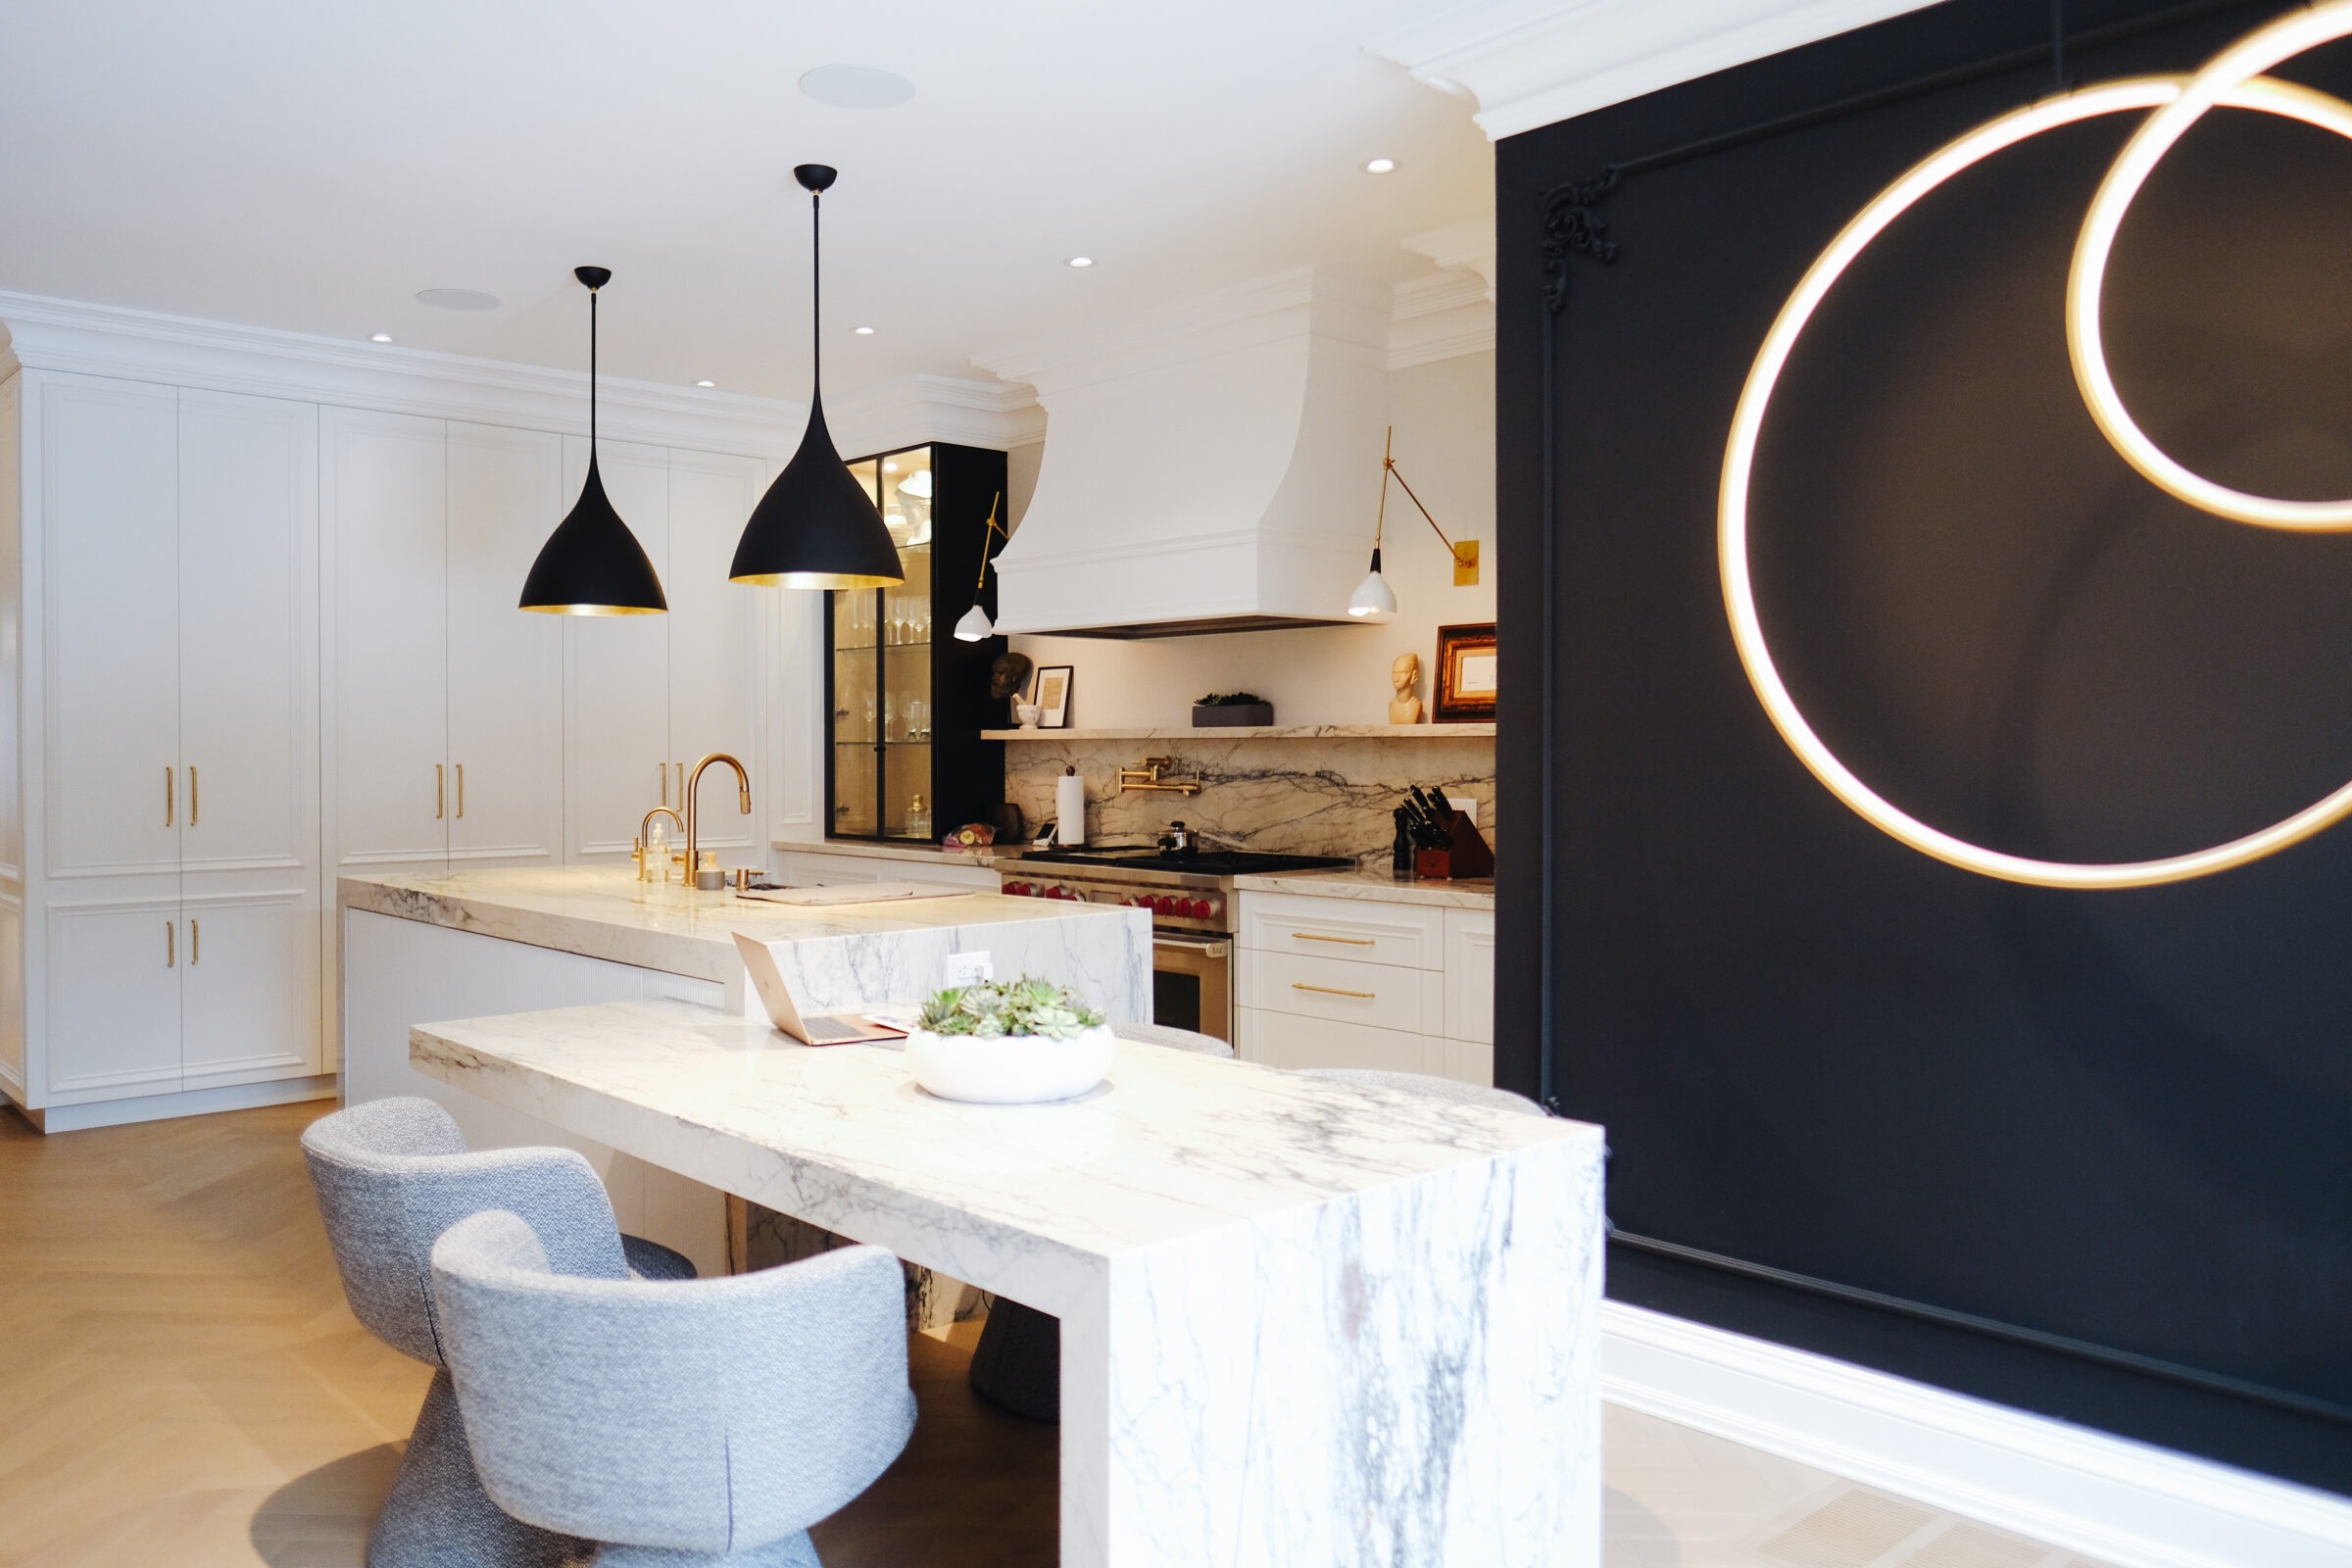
[945,951,993,986]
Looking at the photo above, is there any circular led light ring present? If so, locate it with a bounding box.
[2070,3,2352,531]
[1721,76,2352,890]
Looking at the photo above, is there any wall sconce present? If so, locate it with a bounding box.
[1348,425,1479,622]
[953,491,1009,642]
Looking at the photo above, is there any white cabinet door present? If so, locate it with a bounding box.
[41,375,179,880]
[325,408,448,869]
[665,449,763,856]
[180,887,318,1085]
[1442,909,1495,1046]
[564,438,669,860]
[178,391,318,876]
[44,895,181,1099]
[447,422,564,865]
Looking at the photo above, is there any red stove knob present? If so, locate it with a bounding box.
[1007,882,1030,896]
[1156,895,1180,915]
[1187,898,1211,919]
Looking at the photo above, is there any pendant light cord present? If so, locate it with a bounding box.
[810,187,822,396]
[588,282,599,456]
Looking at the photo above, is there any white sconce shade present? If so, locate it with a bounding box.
[954,603,996,642]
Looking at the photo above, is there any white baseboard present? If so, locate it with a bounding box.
[26,1073,339,1133]
[1602,1301,2352,1568]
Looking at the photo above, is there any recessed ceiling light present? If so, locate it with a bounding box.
[416,288,501,312]
[1066,256,1095,269]
[695,379,716,388]
[798,64,916,110]
[369,333,393,342]
[854,324,875,335]
[1364,157,1396,174]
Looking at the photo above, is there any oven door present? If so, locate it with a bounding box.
[1151,931,1233,1043]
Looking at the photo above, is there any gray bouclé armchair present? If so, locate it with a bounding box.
[429,1208,916,1567]
[302,1096,696,1568]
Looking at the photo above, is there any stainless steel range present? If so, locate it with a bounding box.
[999,847,1351,1043]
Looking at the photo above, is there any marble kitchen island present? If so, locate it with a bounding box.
[340,866,1149,1272]
[411,998,1604,1568]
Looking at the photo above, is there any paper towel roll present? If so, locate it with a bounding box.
[1055,769,1086,846]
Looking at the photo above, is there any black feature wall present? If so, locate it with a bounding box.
[1495,0,2352,1493]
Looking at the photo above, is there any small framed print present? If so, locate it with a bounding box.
[1433,623,1496,722]
[1033,665,1075,729]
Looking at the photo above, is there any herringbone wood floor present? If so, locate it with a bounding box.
[0,1101,1057,1567]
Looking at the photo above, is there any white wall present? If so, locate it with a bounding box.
[1004,351,1495,728]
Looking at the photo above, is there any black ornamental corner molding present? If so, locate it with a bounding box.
[1540,167,1623,314]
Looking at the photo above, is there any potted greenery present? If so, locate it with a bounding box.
[906,976,1115,1103]
[1192,690,1273,727]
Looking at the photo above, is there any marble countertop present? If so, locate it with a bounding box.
[340,865,1137,987]
[768,837,1017,868]
[1233,865,1497,909]
[411,997,1594,1298]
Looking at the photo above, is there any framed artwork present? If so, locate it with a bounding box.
[1433,623,1497,722]
[1033,665,1075,729]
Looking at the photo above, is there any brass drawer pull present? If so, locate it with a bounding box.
[1293,931,1374,946]
[165,766,173,827]
[456,762,465,819]
[436,763,445,820]
[190,765,198,826]
[165,920,173,968]
[1293,981,1375,1000]
[190,918,199,965]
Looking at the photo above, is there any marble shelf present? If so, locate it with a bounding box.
[983,722,1495,741]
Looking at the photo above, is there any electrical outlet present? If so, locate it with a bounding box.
[945,951,993,986]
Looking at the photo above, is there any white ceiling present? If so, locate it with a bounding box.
[0,1,1496,404]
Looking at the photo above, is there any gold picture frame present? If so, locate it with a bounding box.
[1434,623,1496,722]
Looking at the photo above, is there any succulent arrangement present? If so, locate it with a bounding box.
[917,976,1105,1041]
[1194,691,1266,707]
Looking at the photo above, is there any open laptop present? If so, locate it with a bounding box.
[731,931,909,1046]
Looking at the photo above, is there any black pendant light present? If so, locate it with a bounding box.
[519,267,668,615]
[730,166,905,589]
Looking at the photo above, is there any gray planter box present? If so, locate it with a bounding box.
[1192,703,1273,727]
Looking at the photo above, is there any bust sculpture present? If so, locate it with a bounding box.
[1388,651,1424,725]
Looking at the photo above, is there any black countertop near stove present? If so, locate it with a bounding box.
[1011,847,1353,876]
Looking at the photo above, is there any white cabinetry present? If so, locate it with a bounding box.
[1236,888,1494,1086]
[325,410,565,875]
[563,439,766,862]
[5,371,324,1121]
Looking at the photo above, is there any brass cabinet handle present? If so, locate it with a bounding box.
[1293,981,1375,1000]
[165,766,173,827]
[190,918,199,965]
[676,761,686,806]
[1293,931,1374,946]
[190,765,198,826]
[166,920,174,968]
[435,763,445,820]
[456,763,465,819]
[661,762,669,808]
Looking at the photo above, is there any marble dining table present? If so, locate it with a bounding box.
[410,997,1605,1567]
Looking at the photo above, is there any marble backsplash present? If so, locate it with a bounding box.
[1004,733,1496,860]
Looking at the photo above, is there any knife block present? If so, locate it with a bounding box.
[1414,811,1494,880]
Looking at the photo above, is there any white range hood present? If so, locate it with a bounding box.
[971,267,1390,638]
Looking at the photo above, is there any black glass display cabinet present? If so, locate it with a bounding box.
[823,442,1008,844]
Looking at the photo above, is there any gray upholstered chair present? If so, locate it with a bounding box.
[1297,1064,1549,1117]
[301,1097,695,1568]
[429,1209,916,1567]
[1110,1019,1235,1056]
[964,1017,1236,1424]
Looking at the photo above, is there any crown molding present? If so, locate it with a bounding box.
[1405,220,1497,301]
[0,289,806,457]
[1389,270,1493,369]
[972,265,1394,393]
[832,372,1046,457]
[1367,0,1938,139]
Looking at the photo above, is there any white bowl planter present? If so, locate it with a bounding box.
[906,1024,1116,1104]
